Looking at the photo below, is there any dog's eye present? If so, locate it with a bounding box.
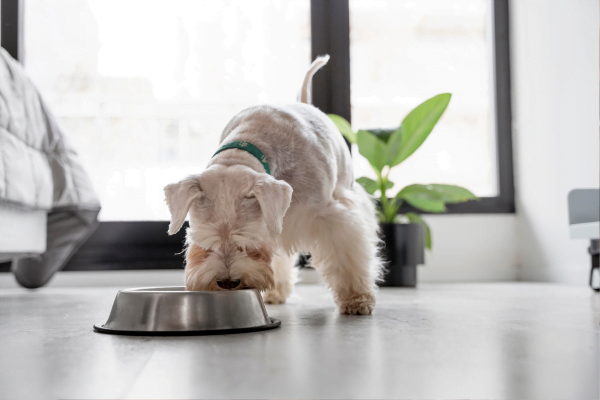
[236,246,244,253]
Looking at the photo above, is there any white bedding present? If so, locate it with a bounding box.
[0,47,99,212]
[0,48,101,287]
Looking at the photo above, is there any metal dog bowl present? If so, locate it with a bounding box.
[93,287,280,336]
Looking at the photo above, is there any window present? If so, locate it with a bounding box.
[1,0,513,271]
[24,0,311,221]
[311,0,514,214]
[350,0,498,198]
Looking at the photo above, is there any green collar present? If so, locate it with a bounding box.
[212,140,271,175]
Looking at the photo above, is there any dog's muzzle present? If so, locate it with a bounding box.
[217,279,241,290]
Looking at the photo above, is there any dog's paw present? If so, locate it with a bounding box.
[337,293,376,315]
[262,288,289,304]
[262,279,292,304]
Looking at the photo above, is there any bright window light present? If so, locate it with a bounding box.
[24,0,311,220]
[349,0,498,197]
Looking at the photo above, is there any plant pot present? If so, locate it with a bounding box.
[379,223,425,287]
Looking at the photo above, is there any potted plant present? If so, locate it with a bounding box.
[328,93,478,287]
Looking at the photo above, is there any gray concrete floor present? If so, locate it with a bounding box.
[0,283,598,399]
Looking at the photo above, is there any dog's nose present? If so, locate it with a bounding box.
[217,279,241,290]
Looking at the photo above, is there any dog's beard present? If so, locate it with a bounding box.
[184,219,276,291]
[185,243,275,291]
[185,245,219,291]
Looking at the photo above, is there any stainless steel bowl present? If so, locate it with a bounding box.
[94,287,280,336]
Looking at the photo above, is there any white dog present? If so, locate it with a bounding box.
[164,55,382,315]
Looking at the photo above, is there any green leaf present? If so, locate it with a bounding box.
[393,93,452,165]
[381,179,394,198]
[395,183,477,213]
[398,184,478,203]
[359,127,403,168]
[405,212,432,249]
[356,177,378,195]
[327,114,356,144]
[423,184,478,203]
[357,130,386,172]
[364,128,397,144]
[384,126,403,166]
[356,177,393,195]
[395,184,447,213]
[402,196,447,213]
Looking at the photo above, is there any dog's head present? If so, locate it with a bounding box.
[164,165,293,291]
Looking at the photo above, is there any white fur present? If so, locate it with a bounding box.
[262,252,298,304]
[299,55,330,104]
[164,55,383,314]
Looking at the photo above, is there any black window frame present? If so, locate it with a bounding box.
[1,0,514,272]
[311,0,515,215]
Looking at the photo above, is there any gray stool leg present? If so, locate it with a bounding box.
[589,239,599,292]
[12,209,100,289]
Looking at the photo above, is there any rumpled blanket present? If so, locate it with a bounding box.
[0,47,101,288]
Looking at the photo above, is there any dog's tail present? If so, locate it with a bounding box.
[299,54,330,104]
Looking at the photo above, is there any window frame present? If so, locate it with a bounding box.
[312,0,515,214]
[0,0,514,273]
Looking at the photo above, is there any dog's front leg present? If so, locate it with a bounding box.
[262,252,297,304]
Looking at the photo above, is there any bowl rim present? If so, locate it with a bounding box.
[118,287,260,294]
[93,318,281,336]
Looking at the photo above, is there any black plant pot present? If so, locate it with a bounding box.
[379,223,425,287]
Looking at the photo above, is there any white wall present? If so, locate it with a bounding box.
[421,0,598,286]
[419,215,518,282]
[510,0,599,284]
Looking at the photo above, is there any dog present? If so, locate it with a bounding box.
[164,55,382,315]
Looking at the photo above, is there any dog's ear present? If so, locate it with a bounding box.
[164,175,203,235]
[249,175,293,235]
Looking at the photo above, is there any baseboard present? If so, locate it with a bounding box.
[418,264,518,282]
[517,264,591,287]
[0,268,326,289]
[0,269,185,289]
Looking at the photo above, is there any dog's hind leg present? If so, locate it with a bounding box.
[308,187,382,315]
[262,252,297,304]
